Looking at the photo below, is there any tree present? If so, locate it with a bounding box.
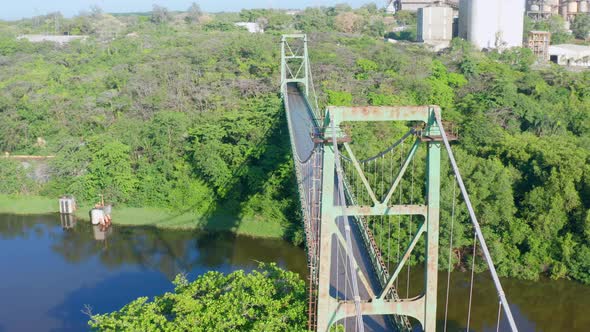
[532,16,572,44]
[394,10,416,26]
[362,17,386,37]
[0,159,37,194]
[185,2,203,24]
[326,90,353,106]
[67,138,137,204]
[89,5,103,19]
[295,8,331,32]
[359,3,379,15]
[571,14,590,40]
[334,12,361,33]
[87,264,307,331]
[151,5,172,24]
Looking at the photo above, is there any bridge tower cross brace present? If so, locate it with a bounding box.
[316,106,442,332]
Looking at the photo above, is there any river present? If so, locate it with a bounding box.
[0,214,587,331]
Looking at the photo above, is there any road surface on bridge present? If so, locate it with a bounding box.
[286,83,393,331]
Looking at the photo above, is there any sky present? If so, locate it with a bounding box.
[1,0,379,21]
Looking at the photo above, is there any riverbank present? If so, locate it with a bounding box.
[0,195,286,238]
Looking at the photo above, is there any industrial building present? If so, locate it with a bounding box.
[393,0,459,12]
[526,1,590,21]
[527,31,551,60]
[417,5,454,49]
[526,0,560,20]
[234,22,264,33]
[549,44,590,66]
[458,0,526,50]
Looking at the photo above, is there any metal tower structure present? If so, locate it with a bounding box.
[281,34,310,96]
[317,106,441,331]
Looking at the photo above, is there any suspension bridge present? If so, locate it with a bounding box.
[280,34,519,332]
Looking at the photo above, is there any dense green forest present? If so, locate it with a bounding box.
[87,263,307,331]
[1,4,590,288]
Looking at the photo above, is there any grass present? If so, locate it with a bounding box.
[0,194,286,238]
[0,195,55,214]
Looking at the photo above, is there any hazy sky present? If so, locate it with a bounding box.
[2,0,378,20]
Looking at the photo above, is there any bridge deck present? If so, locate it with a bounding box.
[285,83,394,331]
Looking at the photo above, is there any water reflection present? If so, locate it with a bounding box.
[0,213,307,331]
[60,214,76,230]
[92,225,112,242]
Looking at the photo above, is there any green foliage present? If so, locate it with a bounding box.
[88,263,307,331]
[530,16,573,44]
[151,5,172,25]
[0,159,37,194]
[185,3,203,24]
[426,60,466,111]
[386,28,417,42]
[394,11,417,26]
[238,9,293,31]
[60,138,137,204]
[0,21,299,240]
[326,90,353,106]
[355,58,379,79]
[490,47,536,72]
[571,14,590,40]
[295,8,331,32]
[308,34,590,284]
[367,92,415,106]
[203,21,239,32]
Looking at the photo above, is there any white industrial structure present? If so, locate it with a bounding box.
[417,6,454,49]
[526,1,590,21]
[459,0,526,50]
[234,22,264,33]
[393,0,459,11]
[549,44,590,66]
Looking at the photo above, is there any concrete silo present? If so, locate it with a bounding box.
[459,0,526,50]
